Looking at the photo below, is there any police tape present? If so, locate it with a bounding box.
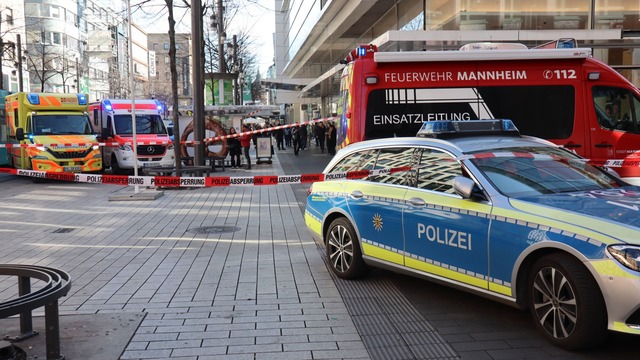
[201,117,339,144]
[0,116,339,148]
[0,166,412,187]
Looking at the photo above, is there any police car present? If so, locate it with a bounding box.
[304,119,640,350]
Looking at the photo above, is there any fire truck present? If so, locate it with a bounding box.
[337,40,640,184]
[89,99,174,174]
[4,92,101,172]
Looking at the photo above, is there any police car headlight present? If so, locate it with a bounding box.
[608,245,640,271]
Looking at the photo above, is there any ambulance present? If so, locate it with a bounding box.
[337,41,640,184]
[4,92,101,172]
[89,99,174,174]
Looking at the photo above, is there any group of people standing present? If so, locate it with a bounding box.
[291,121,336,156]
[226,120,338,169]
[226,124,254,170]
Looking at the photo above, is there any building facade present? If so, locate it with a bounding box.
[2,0,149,101]
[146,32,192,110]
[272,0,640,120]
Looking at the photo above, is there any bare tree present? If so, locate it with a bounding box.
[25,40,62,92]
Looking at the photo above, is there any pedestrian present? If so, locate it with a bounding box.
[315,122,326,153]
[274,122,285,150]
[299,123,308,150]
[227,127,241,168]
[326,121,337,155]
[284,127,292,147]
[240,124,252,170]
[292,123,301,155]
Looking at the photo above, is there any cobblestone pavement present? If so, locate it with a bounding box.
[0,149,369,360]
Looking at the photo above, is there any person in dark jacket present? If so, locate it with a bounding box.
[315,122,326,153]
[292,123,301,155]
[299,123,308,150]
[274,122,285,150]
[326,121,337,155]
[227,127,241,168]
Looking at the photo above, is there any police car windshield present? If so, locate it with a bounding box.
[114,114,167,135]
[468,147,622,198]
[33,114,93,135]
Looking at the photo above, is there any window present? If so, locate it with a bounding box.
[593,86,640,133]
[49,5,64,19]
[415,149,461,194]
[153,43,158,50]
[5,9,13,25]
[329,150,376,173]
[163,42,169,50]
[366,147,415,185]
[52,32,62,45]
[365,85,575,141]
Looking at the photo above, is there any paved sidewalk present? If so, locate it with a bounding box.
[0,150,369,359]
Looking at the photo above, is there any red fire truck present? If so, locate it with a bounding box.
[337,42,640,184]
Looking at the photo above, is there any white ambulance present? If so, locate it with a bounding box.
[89,99,174,174]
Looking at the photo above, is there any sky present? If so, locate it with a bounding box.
[131,0,276,74]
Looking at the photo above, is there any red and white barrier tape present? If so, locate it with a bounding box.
[0,116,340,148]
[0,166,411,188]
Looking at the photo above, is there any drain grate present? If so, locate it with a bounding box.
[187,225,241,234]
[52,228,75,233]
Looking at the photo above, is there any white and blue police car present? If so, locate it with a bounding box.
[305,119,640,350]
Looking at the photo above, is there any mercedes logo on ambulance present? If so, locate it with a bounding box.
[147,146,155,154]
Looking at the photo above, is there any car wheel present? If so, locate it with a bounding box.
[111,155,123,175]
[528,253,607,350]
[325,217,368,279]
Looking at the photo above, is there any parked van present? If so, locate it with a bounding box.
[337,42,640,184]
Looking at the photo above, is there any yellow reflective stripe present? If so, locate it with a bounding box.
[590,259,636,279]
[504,199,608,245]
[489,282,512,296]
[405,257,488,288]
[305,212,322,238]
[362,243,404,265]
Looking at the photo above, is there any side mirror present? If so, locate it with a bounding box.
[15,128,25,141]
[453,175,486,201]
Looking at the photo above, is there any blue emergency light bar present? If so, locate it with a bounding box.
[27,93,40,105]
[103,99,113,111]
[77,94,87,105]
[417,120,519,138]
[154,100,163,111]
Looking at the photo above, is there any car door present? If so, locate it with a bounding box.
[344,147,415,266]
[402,148,491,290]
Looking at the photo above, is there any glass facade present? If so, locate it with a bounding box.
[423,0,640,86]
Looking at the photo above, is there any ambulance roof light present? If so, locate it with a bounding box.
[77,94,87,105]
[154,99,163,111]
[26,93,40,105]
[103,99,113,111]
[417,120,519,138]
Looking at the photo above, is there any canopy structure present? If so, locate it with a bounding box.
[243,117,265,124]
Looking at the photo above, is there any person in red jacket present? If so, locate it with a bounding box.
[239,124,252,170]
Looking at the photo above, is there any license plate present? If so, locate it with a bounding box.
[143,163,162,168]
[64,166,82,172]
